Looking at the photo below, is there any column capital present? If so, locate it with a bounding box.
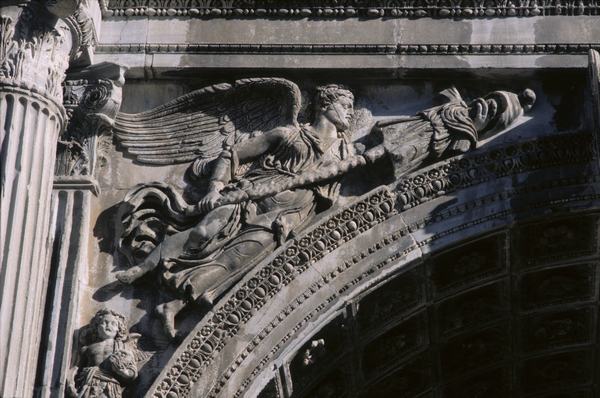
[55,62,125,183]
[0,1,101,106]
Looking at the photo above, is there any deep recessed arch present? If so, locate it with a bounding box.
[148,131,600,398]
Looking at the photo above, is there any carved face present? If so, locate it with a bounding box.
[323,95,354,132]
[96,314,120,340]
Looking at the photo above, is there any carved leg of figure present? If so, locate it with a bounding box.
[156,299,186,338]
[116,244,162,284]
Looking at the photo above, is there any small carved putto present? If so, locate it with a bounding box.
[67,309,148,398]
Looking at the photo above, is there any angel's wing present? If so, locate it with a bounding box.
[125,333,153,363]
[436,86,463,104]
[113,78,301,166]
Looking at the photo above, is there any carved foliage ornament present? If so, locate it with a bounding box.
[56,64,124,177]
[0,7,70,103]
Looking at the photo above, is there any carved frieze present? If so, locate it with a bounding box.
[112,82,533,332]
[104,80,538,395]
[96,42,600,56]
[150,187,396,398]
[396,132,593,210]
[70,70,600,397]
[101,0,600,19]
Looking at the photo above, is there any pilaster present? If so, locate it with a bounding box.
[34,62,124,398]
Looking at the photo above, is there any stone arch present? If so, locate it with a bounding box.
[149,130,600,398]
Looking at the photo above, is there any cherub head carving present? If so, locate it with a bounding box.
[90,309,128,341]
[315,84,355,132]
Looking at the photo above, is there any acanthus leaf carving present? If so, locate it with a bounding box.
[56,63,125,178]
[0,8,70,103]
[0,1,100,104]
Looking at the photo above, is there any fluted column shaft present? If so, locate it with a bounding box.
[0,87,65,397]
[0,3,72,397]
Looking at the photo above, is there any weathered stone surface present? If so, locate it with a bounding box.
[0,5,72,395]
[1,3,599,398]
[0,2,101,396]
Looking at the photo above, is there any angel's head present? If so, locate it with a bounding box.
[90,309,128,341]
[315,84,355,132]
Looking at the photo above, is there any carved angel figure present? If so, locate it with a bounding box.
[68,309,146,398]
[113,79,356,337]
[112,79,535,339]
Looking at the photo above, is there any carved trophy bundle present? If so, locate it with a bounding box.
[106,77,535,341]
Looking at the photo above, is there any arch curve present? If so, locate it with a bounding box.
[149,131,600,398]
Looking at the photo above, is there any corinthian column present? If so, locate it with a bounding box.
[0,2,90,396]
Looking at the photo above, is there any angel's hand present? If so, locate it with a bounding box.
[471,98,489,131]
[109,351,137,379]
[198,190,223,213]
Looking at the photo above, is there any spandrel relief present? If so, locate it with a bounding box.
[107,78,535,343]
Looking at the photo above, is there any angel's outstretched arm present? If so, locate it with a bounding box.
[209,127,288,189]
[199,127,289,212]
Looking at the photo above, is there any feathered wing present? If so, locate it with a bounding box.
[113,78,301,166]
[125,333,153,363]
[437,86,463,104]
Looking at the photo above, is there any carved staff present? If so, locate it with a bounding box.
[204,145,386,212]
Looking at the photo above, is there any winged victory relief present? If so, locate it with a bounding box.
[112,78,535,338]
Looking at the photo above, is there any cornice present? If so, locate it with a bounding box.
[100,0,600,19]
[96,42,600,55]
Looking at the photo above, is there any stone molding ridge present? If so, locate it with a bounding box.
[53,175,101,195]
[100,0,600,19]
[231,186,600,398]
[96,42,600,55]
[396,132,594,210]
[148,130,595,398]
